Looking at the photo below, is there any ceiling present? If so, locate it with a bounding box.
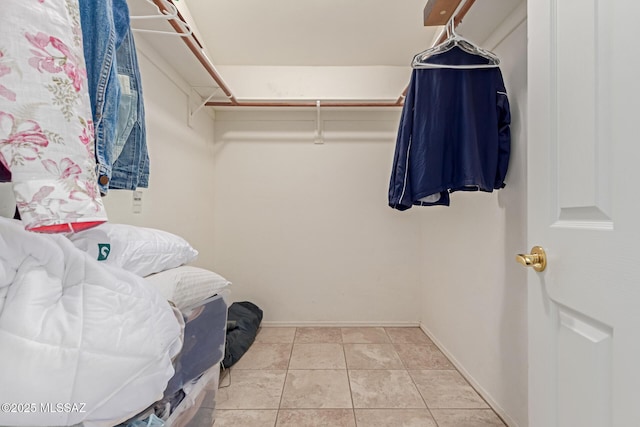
[182,0,524,67]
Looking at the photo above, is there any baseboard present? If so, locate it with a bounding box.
[419,323,519,427]
[261,320,421,328]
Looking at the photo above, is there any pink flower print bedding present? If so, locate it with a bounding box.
[0,0,107,232]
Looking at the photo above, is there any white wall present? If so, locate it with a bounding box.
[216,66,410,101]
[417,15,528,427]
[211,109,423,324]
[102,37,218,269]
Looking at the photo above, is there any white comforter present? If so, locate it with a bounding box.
[0,218,183,426]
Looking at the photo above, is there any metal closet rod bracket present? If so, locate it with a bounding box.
[314,100,324,144]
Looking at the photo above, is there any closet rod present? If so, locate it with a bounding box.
[206,100,404,108]
[396,0,476,104]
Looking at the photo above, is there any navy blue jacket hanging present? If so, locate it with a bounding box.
[388,47,511,210]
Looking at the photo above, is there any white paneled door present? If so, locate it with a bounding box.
[527,1,640,426]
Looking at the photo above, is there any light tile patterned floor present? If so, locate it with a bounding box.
[190,327,507,427]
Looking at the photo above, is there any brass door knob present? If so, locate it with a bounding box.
[516,246,547,272]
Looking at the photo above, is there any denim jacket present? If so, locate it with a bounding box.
[110,18,149,190]
[78,0,149,193]
[79,0,121,194]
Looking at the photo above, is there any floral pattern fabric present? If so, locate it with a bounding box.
[0,0,107,232]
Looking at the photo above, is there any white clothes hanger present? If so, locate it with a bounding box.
[130,0,193,37]
[412,9,500,69]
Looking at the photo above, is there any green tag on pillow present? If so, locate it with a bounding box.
[97,243,111,261]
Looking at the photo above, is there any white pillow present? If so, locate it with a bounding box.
[68,223,198,277]
[144,266,231,309]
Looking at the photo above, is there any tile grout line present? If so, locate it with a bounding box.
[391,327,500,423]
[273,327,297,427]
[390,328,436,420]
[340,329,358,427]
[417,326,507,424]
[339,329,359,427]
[278,328,355,424]
[406,367,441,427]
[448,369,507,423]
[386,327,441,427]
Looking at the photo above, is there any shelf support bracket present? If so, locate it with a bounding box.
[189,88,218,127]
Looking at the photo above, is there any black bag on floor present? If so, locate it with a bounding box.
[222,301,263,368]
